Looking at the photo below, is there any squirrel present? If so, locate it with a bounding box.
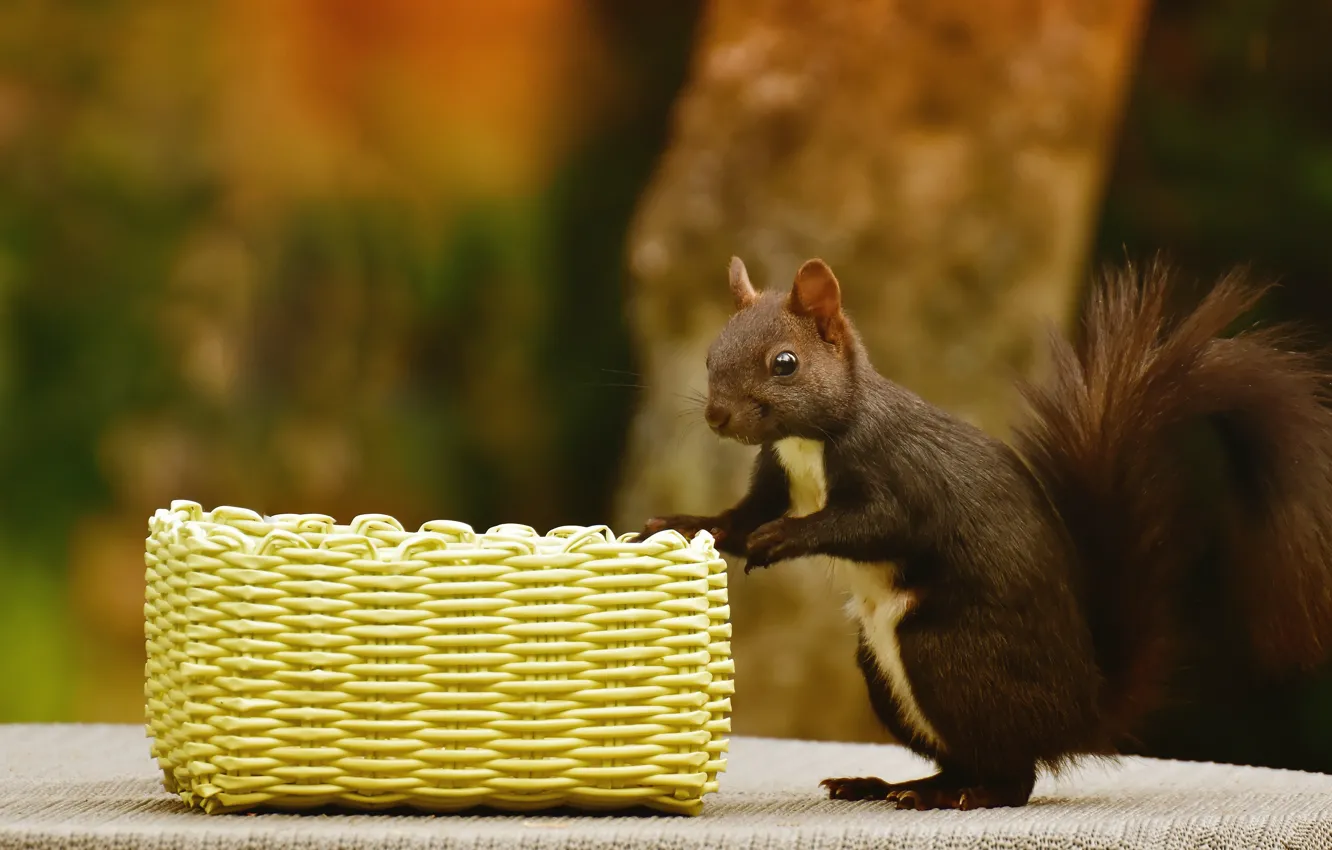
[641,255,1332,810]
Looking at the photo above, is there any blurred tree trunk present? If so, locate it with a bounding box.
[616,0,1149,742]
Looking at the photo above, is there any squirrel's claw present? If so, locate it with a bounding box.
[744,518,797,569]
[641,515,728,547]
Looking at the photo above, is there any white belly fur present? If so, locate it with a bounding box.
[773,437,945,752]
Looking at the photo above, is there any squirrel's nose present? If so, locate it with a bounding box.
[705,403,731,432]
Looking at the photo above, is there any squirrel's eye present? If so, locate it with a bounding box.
[772,350,799,377]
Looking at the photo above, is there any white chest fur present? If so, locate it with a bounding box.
[773,437,828,517]
[772,437,945,752]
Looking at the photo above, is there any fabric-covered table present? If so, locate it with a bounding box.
[2,724,1330,849]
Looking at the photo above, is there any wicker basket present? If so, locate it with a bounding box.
[144,501,733,815]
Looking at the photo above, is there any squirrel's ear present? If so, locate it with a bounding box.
[729,256,758,310]
[788,258,846,344]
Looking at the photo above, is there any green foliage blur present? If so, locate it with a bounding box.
[0,0,701,722]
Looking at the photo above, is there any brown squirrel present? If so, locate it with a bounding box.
[641,256,1332,810]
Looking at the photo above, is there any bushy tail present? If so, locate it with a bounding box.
[1013,260,1332,740]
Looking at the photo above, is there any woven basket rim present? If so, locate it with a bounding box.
[154,500,718,560]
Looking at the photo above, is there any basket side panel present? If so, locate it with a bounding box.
[703,553,733,792]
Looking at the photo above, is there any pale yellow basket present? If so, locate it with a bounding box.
[144,501,733,815]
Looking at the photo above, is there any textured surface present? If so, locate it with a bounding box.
[144,502,732,815]
[5,724,1332,849]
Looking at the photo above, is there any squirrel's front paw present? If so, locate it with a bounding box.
[641,514,727,546]
[744,518,802,572]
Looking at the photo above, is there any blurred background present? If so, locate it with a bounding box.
[3,0,1331,773]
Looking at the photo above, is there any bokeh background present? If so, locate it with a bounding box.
[3,0,1331,773]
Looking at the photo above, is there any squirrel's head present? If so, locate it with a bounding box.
[703,256,859,445]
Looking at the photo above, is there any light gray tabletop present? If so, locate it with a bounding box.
[2,723,1330,849]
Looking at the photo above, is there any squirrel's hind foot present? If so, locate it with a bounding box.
[820,776,897,801]
[820,773,1033,810]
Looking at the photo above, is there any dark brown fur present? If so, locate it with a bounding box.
[644,256,1332,809]
[1013,260,1332,737]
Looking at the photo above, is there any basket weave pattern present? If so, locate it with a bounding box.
[144,501,733,815]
